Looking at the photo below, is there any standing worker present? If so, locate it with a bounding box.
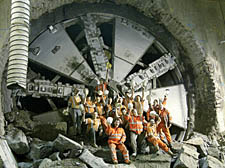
[68,89,84,135]
[124,109,146,157]
[157,99,173,147]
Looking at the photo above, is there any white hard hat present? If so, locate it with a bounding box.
[98,90,103,96]
[79,104,85,111]
[130,80,136,88]
[146,95,151,102]
[107,117,113,125]
[128,103,133,109]
[150,119,155,124]
[97,80,100,85]
[104,89,109,95]
[84,88,89,96]
[150,111,157,116]
[143,80,147,87]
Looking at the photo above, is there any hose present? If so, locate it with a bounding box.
[7,0,30,89]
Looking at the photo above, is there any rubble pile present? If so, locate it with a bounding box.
[1,110,225,168]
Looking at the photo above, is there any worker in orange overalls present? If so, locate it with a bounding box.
[100,117,131,164]
[157,99,172,147]
[147,119,174,155]
[146,110,161,124]
[124,109,146,157]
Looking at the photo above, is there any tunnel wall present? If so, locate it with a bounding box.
[0,0,224,138]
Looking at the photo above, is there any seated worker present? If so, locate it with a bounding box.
[83,112,102,148]
[147,119,174,156]
[100,117,131,164]
[157,99,173,147]
[84,96,95,118]
[124,109,146,157]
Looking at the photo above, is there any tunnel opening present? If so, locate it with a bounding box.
[13,3,188,143]
[1,2,201,162]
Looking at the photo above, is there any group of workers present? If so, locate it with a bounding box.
[67,79,174,164]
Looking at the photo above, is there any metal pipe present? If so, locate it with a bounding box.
[7,0,30,89]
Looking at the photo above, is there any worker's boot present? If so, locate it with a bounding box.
[125,160,131,164]
[167,150,175,157]
[113,160,118,164]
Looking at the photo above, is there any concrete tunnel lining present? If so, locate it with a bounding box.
[0,0,223,141]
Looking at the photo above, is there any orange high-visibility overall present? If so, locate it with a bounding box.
[106,125,129,163]
[157,108,172,144]
[147,123,169,152]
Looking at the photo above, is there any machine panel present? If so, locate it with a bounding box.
[113,18,155,82]
[135,84,188,129]
[29,24,96,84]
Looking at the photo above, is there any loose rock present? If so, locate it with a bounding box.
[79,149,108,168]
[39,158,87,168]
[5,127,30,154]
[135,153,171,168]
[26,138,53,160]
[53,134,83,152]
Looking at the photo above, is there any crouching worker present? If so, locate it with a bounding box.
[147,119,174,156]
[83,112,102,148]
[100,117,131,164]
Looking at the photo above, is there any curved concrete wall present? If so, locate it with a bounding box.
[0,0,224,138]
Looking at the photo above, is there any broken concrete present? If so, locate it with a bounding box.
[208,146,222,161]
[39,158,87,168]
[18,162,33,168]
[173,152,198,168]
[6,111,35,133]
[0,139,18,168]
[184,137,207,157]
[26,138,53,161]
[31,122,67,141]
[109,164,136,168]
[199,155,225,168]
[49,152,61,161]
[173,144,199,168]
[68,149,83,158]
[53,134,83,152]
[39,158,52,168]
[79,149,108,168]
[5,127,30,155]
[135,153,171,168]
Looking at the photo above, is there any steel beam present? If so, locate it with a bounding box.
[125,53,176,91]
[81,14,108,79]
